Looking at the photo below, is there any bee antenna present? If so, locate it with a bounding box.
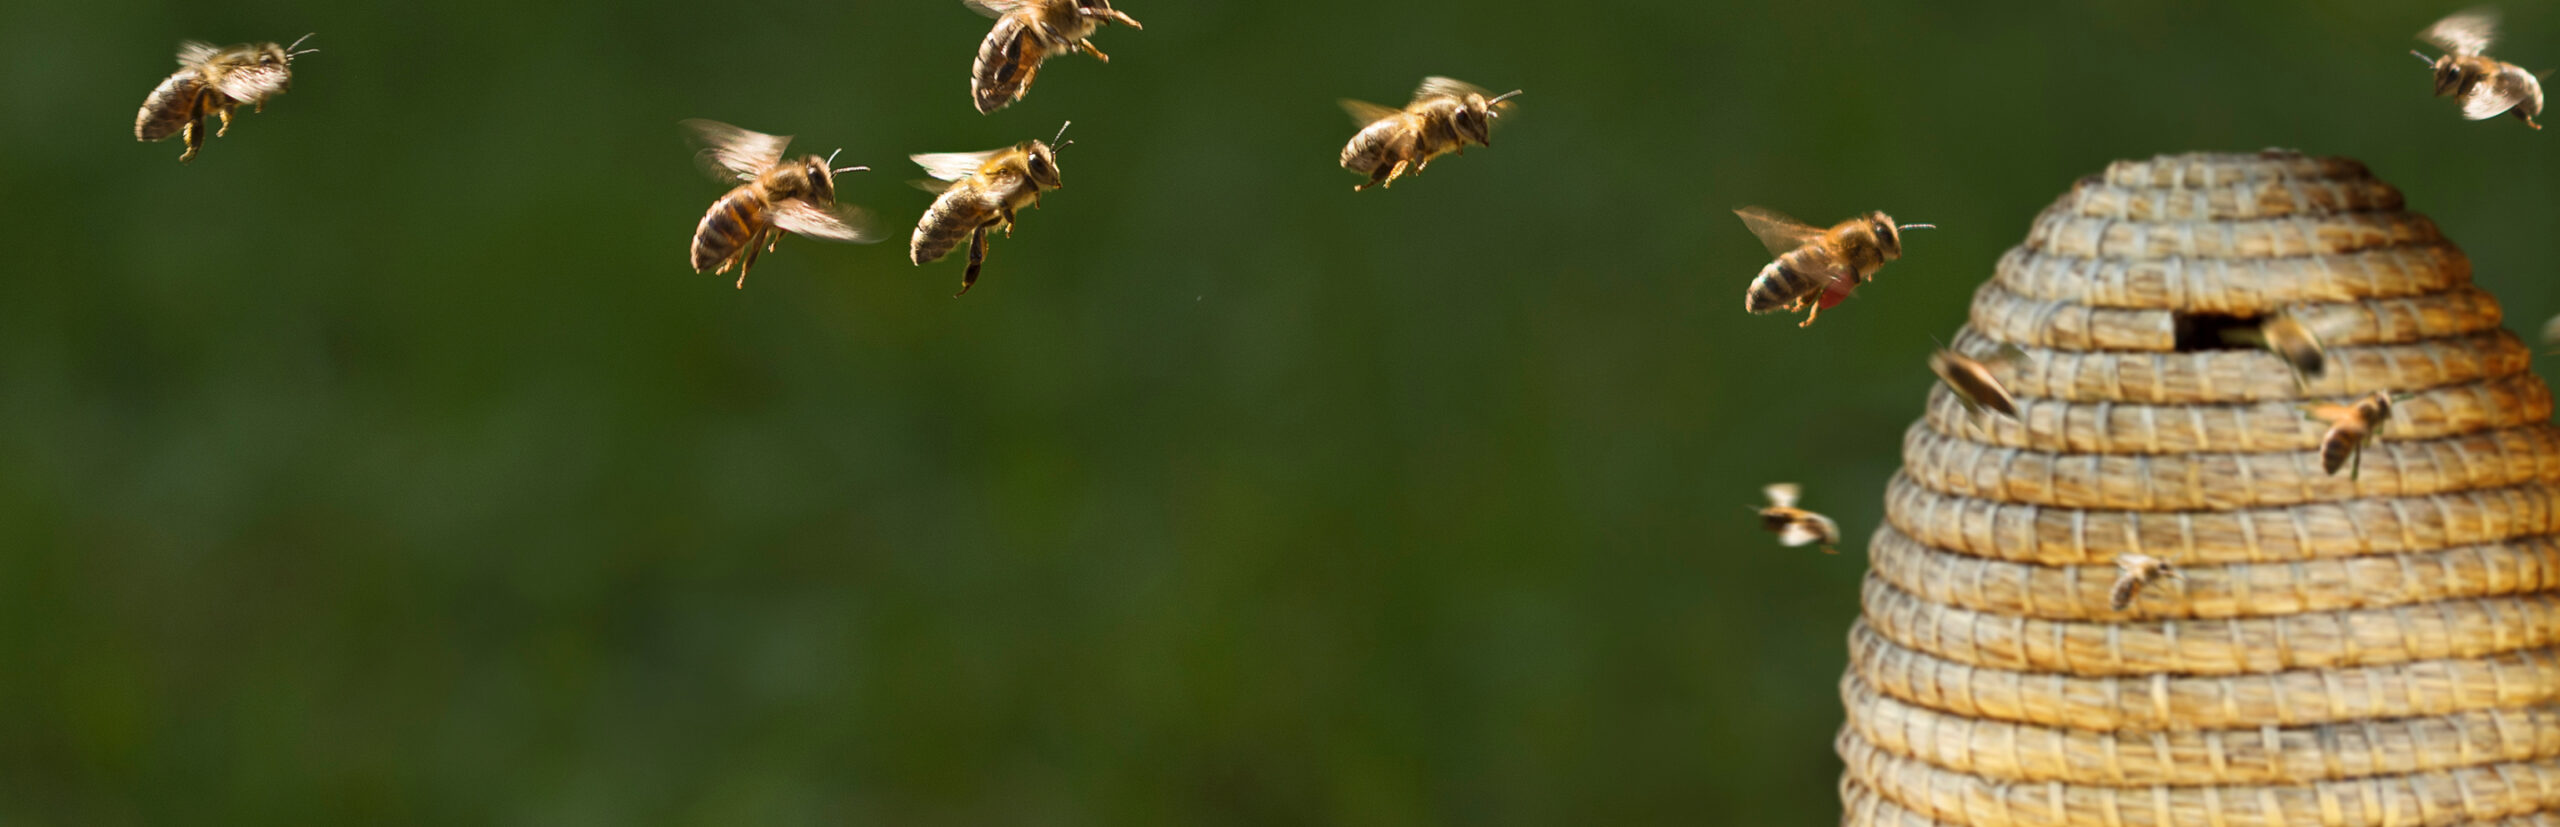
[286,32,318,56]
[2411,49,2436,64]
[1485,89,1524,107]
[1898,223,1936,230]
[1051,120,1073,148]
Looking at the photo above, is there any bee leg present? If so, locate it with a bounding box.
[215,107,232,137]
[1079,39,1110,62]
[2349,443,2363,482]
[735,241,764,290]
[179,117,204,163]
[1381,159,1410,188]
[957,226,989,297]
[1797,299,1825,328]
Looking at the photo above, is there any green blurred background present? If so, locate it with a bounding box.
[2,0,2556,823]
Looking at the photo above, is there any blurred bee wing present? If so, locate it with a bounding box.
[2302,403,2359,425]
[2461,63,2543,119]
[1734,206,1824,258]
[1763,483,1800,508]
[772,200,880,244]
[912,150,1002,183]
[681,119,792,181]
[1339,99,1404,128]
[964,0,1033,18]
[210,65,291,103]
[2421,8,2499,56]
[2541,313,2560,347]
[1414,76,1490,102]
[1777,514,1837,547]
[175,40,220,67]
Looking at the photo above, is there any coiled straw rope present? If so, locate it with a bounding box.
[1841,151,2560,826]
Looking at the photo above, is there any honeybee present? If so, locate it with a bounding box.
[965,0,1142,114]
[910,122,1071,296]
[2412,8,2544,129]
[1929,344,2026,424]
[2303,391,2410,480]
[2109,553,2186,612]
[1754,483,1840,554]
[682,120,879,289]
[2219,310,2337,388]
[1339,77,1521,191]
[134,35,316,163]
[1735,208,1932,327]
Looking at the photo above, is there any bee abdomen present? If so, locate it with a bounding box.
[691,190,765,273]
[136,72,204,141]
[911,197,986,265]
[2108,577,2141,611]
[2319,432,2360,475]
[971,17,1039,114]
[1744,261,1821,313]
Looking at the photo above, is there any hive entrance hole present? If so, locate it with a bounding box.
[2171,312,2264,352]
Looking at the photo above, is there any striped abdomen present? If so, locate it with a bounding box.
[2317,426,2366,475]
[692,186,769,273]
[1339,119,1413,173]
[972,16,1048,114]
[136,71,207,141]
[1743,257,1829,314]
[911,185,994,265]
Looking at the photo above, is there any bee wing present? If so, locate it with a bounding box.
[1734,207,1825,258]
[2303,403,2359,425]
[2460,63,2543,120]
[1340,99,1405,128]
[210,65,291,103]
[964,0,1034,18]
[1763,483,1800,508]
[1414,76,1490,102]
[771,200,880,244]
[2541,313,2560,347]
[2421,8,2498,57]
[912,150,1003,183]
[681,119,792,181]
[175,40,220,67]
[1777,513,1837,547]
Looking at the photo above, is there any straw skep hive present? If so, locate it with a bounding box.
[1837,151,2560,827]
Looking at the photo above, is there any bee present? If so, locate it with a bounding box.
[2412,8,2544,129]
[1735,208,1932,328]
[2108,553,2186,612]
[2304,391,2410,480]
[1339,77,1521,191]
[910,122,1072,296]
[1754,483,1840,554]
[964,0,1142,114]
[1929,344,2026,425]
[134,35,316,163]
[2218,310,2337,388]
[682,119,880,289]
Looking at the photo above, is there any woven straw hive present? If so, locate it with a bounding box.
[1837,151,2560,827]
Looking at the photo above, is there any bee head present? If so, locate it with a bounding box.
[1456,89,1521,147]
[805,149,869,202]
[1074,0,1142,28]
[1022,122,1069,189]
[272,33,318,65]
[2425,53,2466,96]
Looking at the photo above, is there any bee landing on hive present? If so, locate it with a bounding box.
[1837,151,2560,826]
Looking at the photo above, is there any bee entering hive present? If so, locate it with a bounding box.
[1840,150,2560,826]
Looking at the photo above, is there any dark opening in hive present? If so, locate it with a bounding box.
[2170,311,2262,352]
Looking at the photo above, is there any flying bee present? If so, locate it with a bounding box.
[910,122,1071,296]
[1339,77,1521,191]
[1735,207,1933,328]
[2412,8,2545,129]
[2109,553,2187,612]
[682,119,880,289]
[1929,344,2027,427]
[135,35,316,163]
[2304,390,2412,480]
[2218,309,2341,388]
[1754,483,1840,554]
[964,0,1141,114]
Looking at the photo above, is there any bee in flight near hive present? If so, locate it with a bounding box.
[682,119,880,289]
[1339,77,1521,191]
[2304,390,2412,480]
[135,35,316,163]
[2219,309,2339,389]
[910,123,1071,296]
[1735,208,1932,327]
[964,0,1142,114]
[2412,8,2544,129]
[2108,553,2186,612]
[1928,344,2025,428]
[1754,483,1839,554]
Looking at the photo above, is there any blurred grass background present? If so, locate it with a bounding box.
[0,0,2556,823]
